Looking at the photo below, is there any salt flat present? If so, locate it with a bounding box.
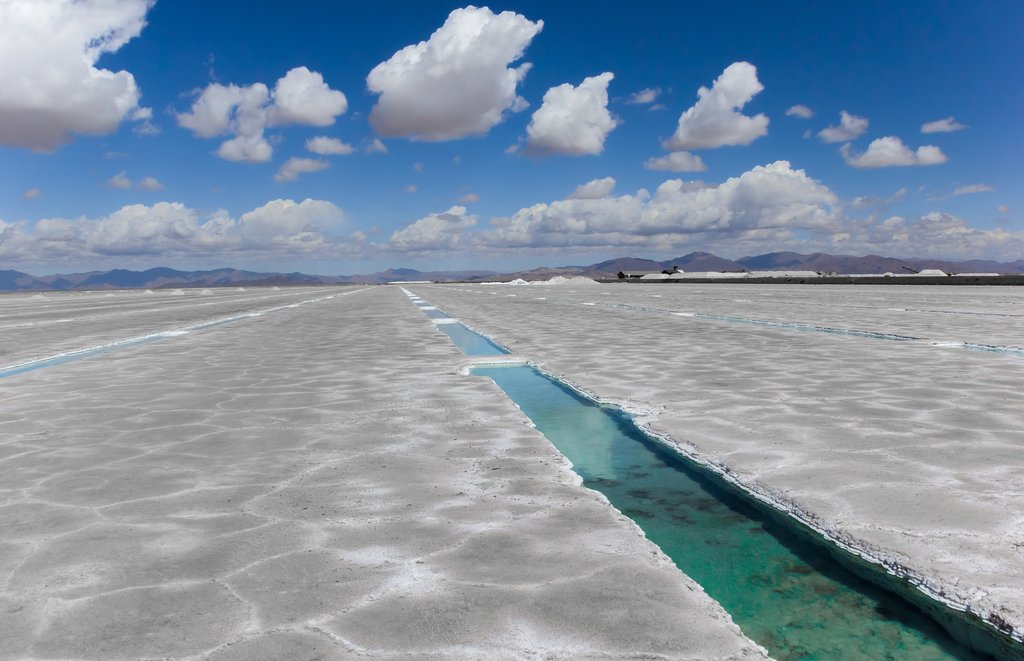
[0,286,765,660]
[411,282,1024,639]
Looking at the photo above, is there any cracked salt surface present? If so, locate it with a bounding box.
[0,286,766,659]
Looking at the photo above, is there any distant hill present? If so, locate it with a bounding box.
[1,251,1022,292]
[734,252,1024,275]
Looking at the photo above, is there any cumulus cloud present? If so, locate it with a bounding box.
[458,192,480,204]
[177,67,348,163]
[387,205,477,251]
[836,212,1024,261]
[663,62,768,151]
[526,73,618,155]
[23,188,42,200]
[274,157,330,182]
[569,178,616,200]
[644,152,708,172]
[0,0,153,151]
[472,161,838,252]
[269,67,347,126]
[921,116,967,133]
[413,162,425,173]
[841,137,948,168]
[405,184,418,193]
[626,88,661,105]
[953,184,994,195]
[818,111,868,143]
[0,198,349,265]
[107,172,133,189]
[367,6,542,141]
[306,136,355,155]
[785,104,814,119]
[997,205,1011,214]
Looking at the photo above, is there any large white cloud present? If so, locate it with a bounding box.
[525,73,618,155]
[387,206,477,252]
[177,68,348,163]
[828,212,1024,261]
[818,111,869,143]
[474,161,838,251]
[367,6,542,141]
[663,62,768,151]
[0,199,351,264]
[270,67,348,126]
[841,137,948,168]
[0,0,153,151]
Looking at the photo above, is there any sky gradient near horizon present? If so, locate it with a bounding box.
[1,0,1022,275]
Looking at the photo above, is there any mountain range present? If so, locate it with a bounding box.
[2,252,1023,291]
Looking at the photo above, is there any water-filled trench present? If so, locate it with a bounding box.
[406,290,1022,660]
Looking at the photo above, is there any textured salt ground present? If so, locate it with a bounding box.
[0,287,345,367]
[412,283,1024,638]
[0,286,765,660]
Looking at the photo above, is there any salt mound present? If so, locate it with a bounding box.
[29,293,47,300]
[143,289,155,295]
[272,286,281,291]
[507,278,529,286]
[236,287,246,292]
[532,276,599,286]
[170,289,185,296]
[199,288,214,296]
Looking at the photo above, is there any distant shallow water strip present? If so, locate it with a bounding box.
[472,293,1024,357]
[0,288,367,379]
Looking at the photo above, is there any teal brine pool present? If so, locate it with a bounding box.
[474,365,1012,661]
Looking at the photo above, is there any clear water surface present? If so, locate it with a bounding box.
[474,364,998,661]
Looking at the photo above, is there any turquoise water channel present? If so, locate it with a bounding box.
[473,364,1005,660]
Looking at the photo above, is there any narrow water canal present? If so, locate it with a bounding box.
[408,291,1019,660]
[474,365,999,660]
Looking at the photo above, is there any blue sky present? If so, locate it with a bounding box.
[0,0,1021,274]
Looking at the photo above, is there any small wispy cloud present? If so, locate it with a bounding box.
[625,87,661,105]
[953,184,994,195]
[818,111,868,143]
[785,104,814,119]
[921,116,967,133]
[274,157,329,182]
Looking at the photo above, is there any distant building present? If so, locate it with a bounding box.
[618,270,662,279]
